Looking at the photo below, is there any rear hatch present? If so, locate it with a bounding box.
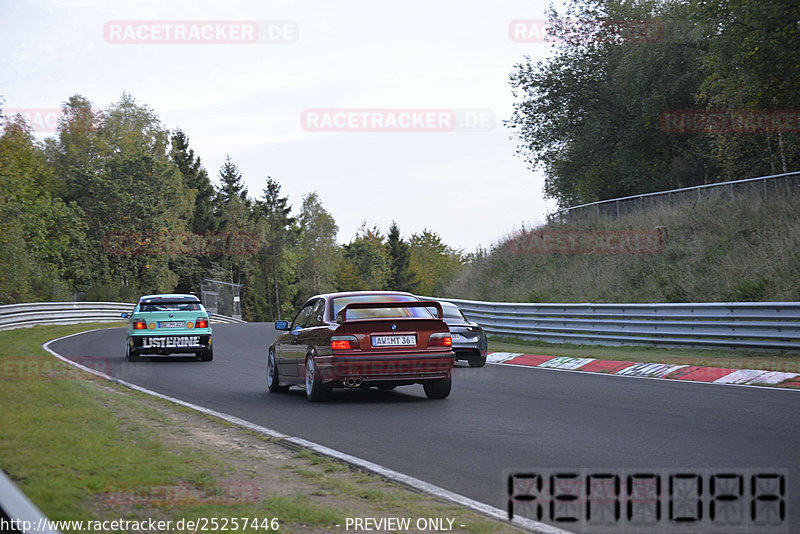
[337,318,450,352]
[132,308,210,334]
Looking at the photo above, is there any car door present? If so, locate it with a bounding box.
[279,303,315,377]
[294,299,328,364]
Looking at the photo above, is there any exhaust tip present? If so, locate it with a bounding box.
[343,377,363,388]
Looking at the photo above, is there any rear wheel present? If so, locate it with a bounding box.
[423,375,451,399]
[125,340,141,362]
[305,356,330,402]
[468,354,487,368]
[198,347,213,361]
[267,349,289,392]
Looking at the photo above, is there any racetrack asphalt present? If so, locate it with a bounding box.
[48,323,800,532]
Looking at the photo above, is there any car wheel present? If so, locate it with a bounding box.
[468,354,487,368]
[125,340,140,362]
[305,356,329,402]
[423,375,451,399]
[198,348,213,361]
[267,349,289,392]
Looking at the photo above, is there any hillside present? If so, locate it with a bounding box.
[446,190,800,303]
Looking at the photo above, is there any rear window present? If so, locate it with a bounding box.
[441,306,465,320]
[331,294,434,320]
[139,302,202,312]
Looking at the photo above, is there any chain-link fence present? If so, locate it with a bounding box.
[200,279,242,320]
[548,171,800,224]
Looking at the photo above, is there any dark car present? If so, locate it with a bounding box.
[437,301,487,367]
[267,291,455,401]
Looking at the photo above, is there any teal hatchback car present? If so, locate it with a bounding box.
[122,294,213,362]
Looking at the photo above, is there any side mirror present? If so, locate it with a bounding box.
[121,312,130,319]
[274,320,290,331]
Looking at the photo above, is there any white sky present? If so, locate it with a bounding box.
[0,0,562,253]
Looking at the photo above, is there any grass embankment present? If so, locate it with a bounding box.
[0,324,521,534]
[487,337,800,374]
[449,190,800,303]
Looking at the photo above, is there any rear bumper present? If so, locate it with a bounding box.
[315,351,454,383]
[130,334,211,355]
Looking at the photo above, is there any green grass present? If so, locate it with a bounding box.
[449,191,800,303]
[0,325,232,520]
[488,336,800,373]
[0,324,524,533]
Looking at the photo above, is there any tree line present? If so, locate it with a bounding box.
[0,93,465,320]
[508,0,800,207]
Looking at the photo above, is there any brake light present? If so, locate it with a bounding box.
[133,319,146,330]
[196,318,209,329]
[331,335,359,351]
[428,332,452,347]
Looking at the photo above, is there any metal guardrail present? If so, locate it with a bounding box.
[429,297,800,351]
[548,170,800,223]
[0,302,245,331]
[0,468,59,534]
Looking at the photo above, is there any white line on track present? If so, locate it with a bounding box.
[42,329,573,534]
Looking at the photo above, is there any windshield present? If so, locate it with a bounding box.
[331,294,434,320]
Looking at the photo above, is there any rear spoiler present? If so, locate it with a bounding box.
[336,300,443,323]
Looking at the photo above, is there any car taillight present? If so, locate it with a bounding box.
[428,332,452,347]
[196,318,209,329]
[331,335,359,351]
[133,319,147,330]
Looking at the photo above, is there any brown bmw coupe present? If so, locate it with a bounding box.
[267,291,455,401]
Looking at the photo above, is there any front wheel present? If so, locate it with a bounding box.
[305,356,330,402]
[267,349,289,392]
[423,375,451,399]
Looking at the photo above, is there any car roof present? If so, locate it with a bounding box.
[138,294,201,304]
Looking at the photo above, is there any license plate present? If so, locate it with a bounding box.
[371,335,416,347]
[158,321,185,328]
